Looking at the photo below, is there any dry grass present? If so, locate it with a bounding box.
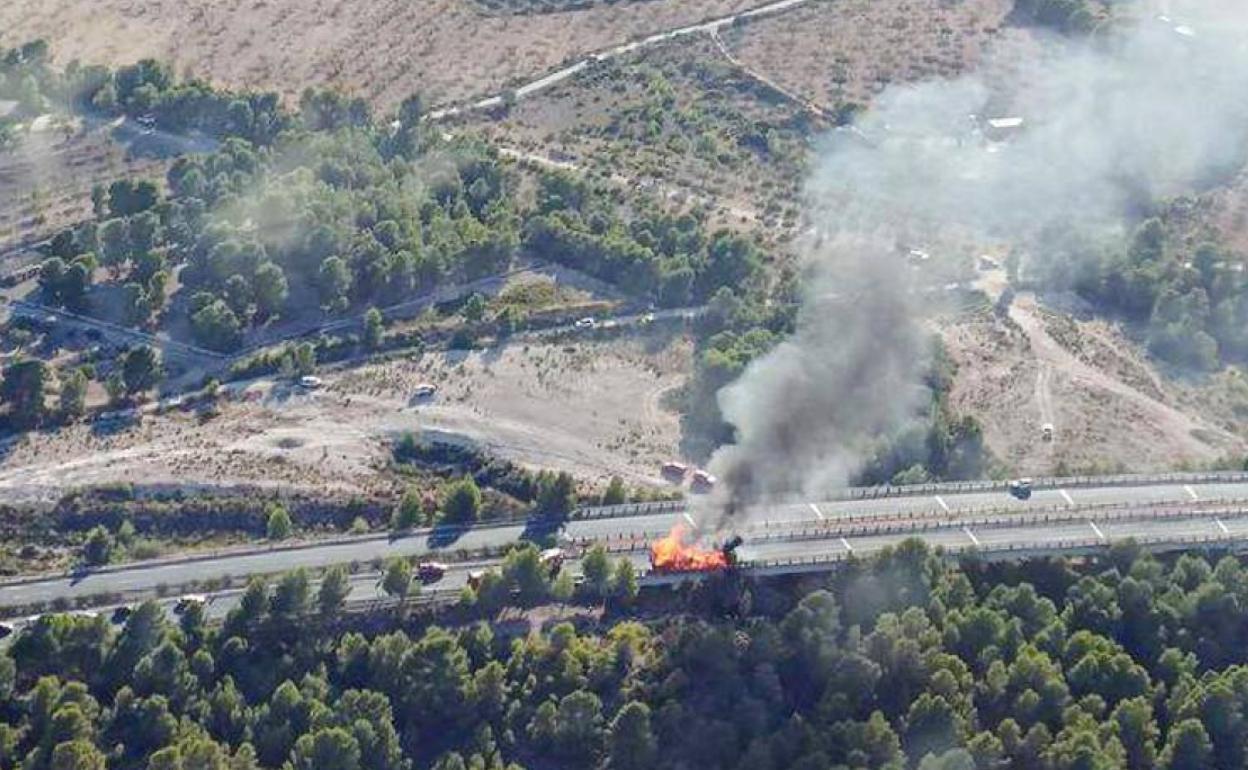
[0,116,165,260]
[723,0,1025,111]
[0,0,762,111]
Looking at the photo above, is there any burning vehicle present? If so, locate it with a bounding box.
[649,525,743,574]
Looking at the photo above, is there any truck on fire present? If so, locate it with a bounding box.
[649,526,742,574]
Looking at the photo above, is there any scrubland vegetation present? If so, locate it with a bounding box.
[8,541,1248,769]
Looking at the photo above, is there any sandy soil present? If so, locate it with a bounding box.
[0,0,762,111]
[0,335,690,502]
[939,284,1246,475]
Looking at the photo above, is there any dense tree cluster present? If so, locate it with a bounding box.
[10,541,1248,769]
[526,172,764,307]
[1043,219,1248,371]
[1013,0,1100,34]
[22,40,758,359]
[0,41,56,122]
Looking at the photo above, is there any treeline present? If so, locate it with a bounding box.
[392,437,580,522]
[1043,218,1248,371]
[526,173,764,307]
[10,541,1248,768]
[0,343,162,431]
[1013,0,1100,34]
[0,39,287,145]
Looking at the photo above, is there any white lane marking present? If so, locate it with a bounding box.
[1089,520,1106,542]
[809,502,825,520]
[963,526,980,547]
[1060,489,1074,506]
[682,512,696,528]
[1185,484,1200,502]
[935,495,950,513]
[840,537,854,553]
[1217,518,1230,536]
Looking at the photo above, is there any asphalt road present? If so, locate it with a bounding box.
[741,509,1248,565]
[7,477,1248,611]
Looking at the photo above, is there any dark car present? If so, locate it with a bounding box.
[417,562,448,583]
[1008,479,1033,500]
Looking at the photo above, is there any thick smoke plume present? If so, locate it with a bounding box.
[700,0,1248,529]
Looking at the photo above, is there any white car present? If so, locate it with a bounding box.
[574,317,597,329]
[173,594,208,614]
[298,376,323,390]
[414,383,437,398]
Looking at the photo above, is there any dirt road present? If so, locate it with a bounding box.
[427,0,812,119]
[942,285,1245,475]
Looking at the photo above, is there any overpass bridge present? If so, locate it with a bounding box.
[5,472,1248,620]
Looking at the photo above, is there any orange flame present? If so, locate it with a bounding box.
[649,525,730,572]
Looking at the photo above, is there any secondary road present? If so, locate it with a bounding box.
[7,475,1248,610]
[425,0,813,121]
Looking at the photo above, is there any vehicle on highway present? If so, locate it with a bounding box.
[298,376,324,390]
[649,529,743,574]
[414,383,437,398]
[691,470,717,493]
[1008,478,1033,500]
[111,605,134,625]
[574,317,597,329]
[661,462,689,483]
[418,561,448,583]
[173,594,207,614]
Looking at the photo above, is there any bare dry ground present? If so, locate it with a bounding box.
[0,0,761,112]
[0,335,690,502]
[722,0,1028,112]
[940,289,1248,476]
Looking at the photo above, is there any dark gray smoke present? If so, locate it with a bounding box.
[706,232,930,520]
[700,1,1248,528]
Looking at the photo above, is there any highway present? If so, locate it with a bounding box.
[7,475,1248,613]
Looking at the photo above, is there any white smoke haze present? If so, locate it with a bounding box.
[700,0,1248,529]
